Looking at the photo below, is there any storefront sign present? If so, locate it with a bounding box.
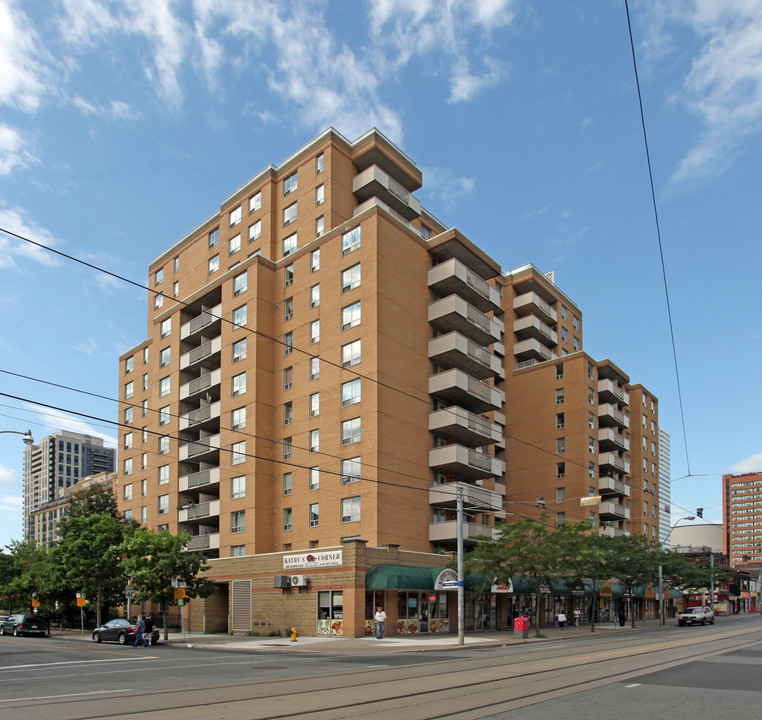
[434,568,458,589]
[284,550,343,569]
[600,581,613,597]
[491,580,513,593]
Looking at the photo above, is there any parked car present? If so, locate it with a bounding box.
[0,613,48,636]
[678,606,715,626]
[92,619,160,645]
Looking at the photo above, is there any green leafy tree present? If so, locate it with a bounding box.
[608,534,661,628]
[0,551,16,613]
[121,528,216,641]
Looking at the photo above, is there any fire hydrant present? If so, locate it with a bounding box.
[290,626,298,642]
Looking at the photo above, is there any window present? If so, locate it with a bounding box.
[125,356,134,373]
[588,388,595,404]
[158,495,169,515]
[160,318,171,338]
[284,297,293,321]
[229,205,242,227]
[556,462,565,479]
[555,388,564,405]
[309,466,319,490]
[124,483,133,501]
[231,545,245,557]
[226,233,241,255]
[158,465,169,484]
[341,496,361,523]
[342,226,361,255]
[310,283,320,308]
[283,508,293,531]
[341,264,361,293]
[573,316,579,330]
[232,338,247,363]
[125,381,134,399]
[158,524,168,533]
[232,407,246,430]
[283,171,298,196]
[341,340,361,368]
[232,372,247,397]
[310,357,320,380]
[589,462,596,479]
[309,392,320,417]
[159,377,170,397]
[283,202,297,227]
[283,402,292,425]
[561,305,567,320]
[573,337,580,351]
[143,347,149,363]
[588,412,595,429]
[341,457,361,484]
[315,215,324,238]
[283,366,293,390]
[556,412,564,430]
[309,503,319,527]
[248,219,261,243]
[643,458,648,471]
[283,437,292,460]
[233,304,247,329]
[283,332,293,356]
[556,512,566,524]
[284,263,294,286]
[160,347,171,367]
[556,487,565,504]
[124,432,134,449]
[561,327,568,342]
[589,437,596,454]
[341,300,361,329]
[209,228,219,247]
[651,420,656,433]
[309,429,319,453]
[141,479,147,496]
[231,475,246,499]
[341,417,361,445]
[173,256,180,273]
[124,509,132,521]
[311,249,320,272]
[316,183,325,206]
[249,191,262,213]
[231,441,246,465]
[310,319,320,344]
[556,437,565,454]
[208,254,220,274]
[316,152,324,173]
[231,510,245,533]
[159,405,170,425]
[588,363,595,380]
[420,223,432,239]
[158,436,169,456]
[124,406,133,423]
[283,472,292,496]
[154,267,164,285]
[142,399,149,417]
[142,373,149,391]
[233,271,248,296]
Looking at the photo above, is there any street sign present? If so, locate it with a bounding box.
[174,587,187,600]
[125,588,135,598]
[76,597,86,607]
[441,580,462,588]
[31,599,40,607]
[177,599,185,606]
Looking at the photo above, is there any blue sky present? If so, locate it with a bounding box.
[1,0,760,548]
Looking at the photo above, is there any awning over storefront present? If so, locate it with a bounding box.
[365,565,444,590]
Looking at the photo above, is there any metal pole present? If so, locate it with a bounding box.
[457,484,464,646]
[181,602,186,643]
[709,552,715,613]
[658,563,664,626]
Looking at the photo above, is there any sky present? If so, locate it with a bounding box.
[1,0,760,549]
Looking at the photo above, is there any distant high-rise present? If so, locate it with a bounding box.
[723,472,762,565]
[658,428,671,546]
[23,430,115,541]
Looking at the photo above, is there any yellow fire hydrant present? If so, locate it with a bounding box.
[290,626,298,642]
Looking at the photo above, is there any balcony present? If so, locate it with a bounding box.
[600,524,629,538]
[429,295,503,346]
[513,338,554,363]
[428,481,503,512]
[180,368,222,401]
[427,258,501,313]
[599,500,630,520]
[180,336,222,370]
[181,303,223,340]
[513,291,557,325]
[186,532,221,552]
[598,378,629,406]
[598,427,629,452]
[598,475,629,497]
[428,332,502,380]
[178,499,220,524]
[429,520,493,544]
[429,445,504,480]
[598,403,630,429]
[179,401,221,431]
[178,433,221,462]
[598,452,630,474]
[428,406,502,446]
[513,315,557,347]
[429,368,504,413]
[179,467,221,492]
[352,164,421,221]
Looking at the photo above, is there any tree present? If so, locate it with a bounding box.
[608,534,661,628]
[121,528,216,641]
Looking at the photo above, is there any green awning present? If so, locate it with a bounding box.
[365,565,444,590]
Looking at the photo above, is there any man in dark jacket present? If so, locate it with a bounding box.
[144,614,155,645]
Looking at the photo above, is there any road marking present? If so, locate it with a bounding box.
[367,665,390,668]
[0,658,155,671]
[625,683,641,688]
[0,689,133,703]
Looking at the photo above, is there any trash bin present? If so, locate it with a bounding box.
[513,615,529,639]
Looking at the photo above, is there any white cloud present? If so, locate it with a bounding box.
[729,452,762,474]
[522,202,551,220]
[0,0,48,111]
[0,463,18,491]
[72,96,143,121]
[24,404,117,448]
[0,124,37,175]
[0,207,62,268]
[422,166,476,209]
[448,56,508,104]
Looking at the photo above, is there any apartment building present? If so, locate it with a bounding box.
[723,472,762,565]
[116,128,658,637]
[23,430,115,541]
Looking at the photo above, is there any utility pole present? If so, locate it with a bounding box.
[457,484,464,646]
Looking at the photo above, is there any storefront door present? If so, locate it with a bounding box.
[419,600,432,633]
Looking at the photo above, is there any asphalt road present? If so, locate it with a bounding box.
[1,616,761,719]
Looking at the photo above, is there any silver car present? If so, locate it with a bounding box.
[677,606,715,626]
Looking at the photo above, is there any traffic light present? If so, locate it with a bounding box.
[696,508,703,518]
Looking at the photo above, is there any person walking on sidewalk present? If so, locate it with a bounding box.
[556,611,567,629]
[144,613,155,646]
[133,615,150,647]
[573,608,581,629]
[374,606,387,639]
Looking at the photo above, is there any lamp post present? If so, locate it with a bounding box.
[0,429,34,445]
[658,515,695,628]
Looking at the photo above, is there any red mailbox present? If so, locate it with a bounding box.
[513,615,529,637]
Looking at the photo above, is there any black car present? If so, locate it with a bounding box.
[92,618,137,645]
[0,613,47,636]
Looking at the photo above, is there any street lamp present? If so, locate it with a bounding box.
[658,515,695,628]
[0,429,34,445]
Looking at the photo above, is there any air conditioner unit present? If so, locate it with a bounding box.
[290,574,308,587]
[273,575,290,589]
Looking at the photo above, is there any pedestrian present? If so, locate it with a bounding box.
[556,611,567,629]
[617,608,626,627]
[144,613,155,646]
[573,608,581,629]
[133,614,150,647]
[374,606,387,639]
